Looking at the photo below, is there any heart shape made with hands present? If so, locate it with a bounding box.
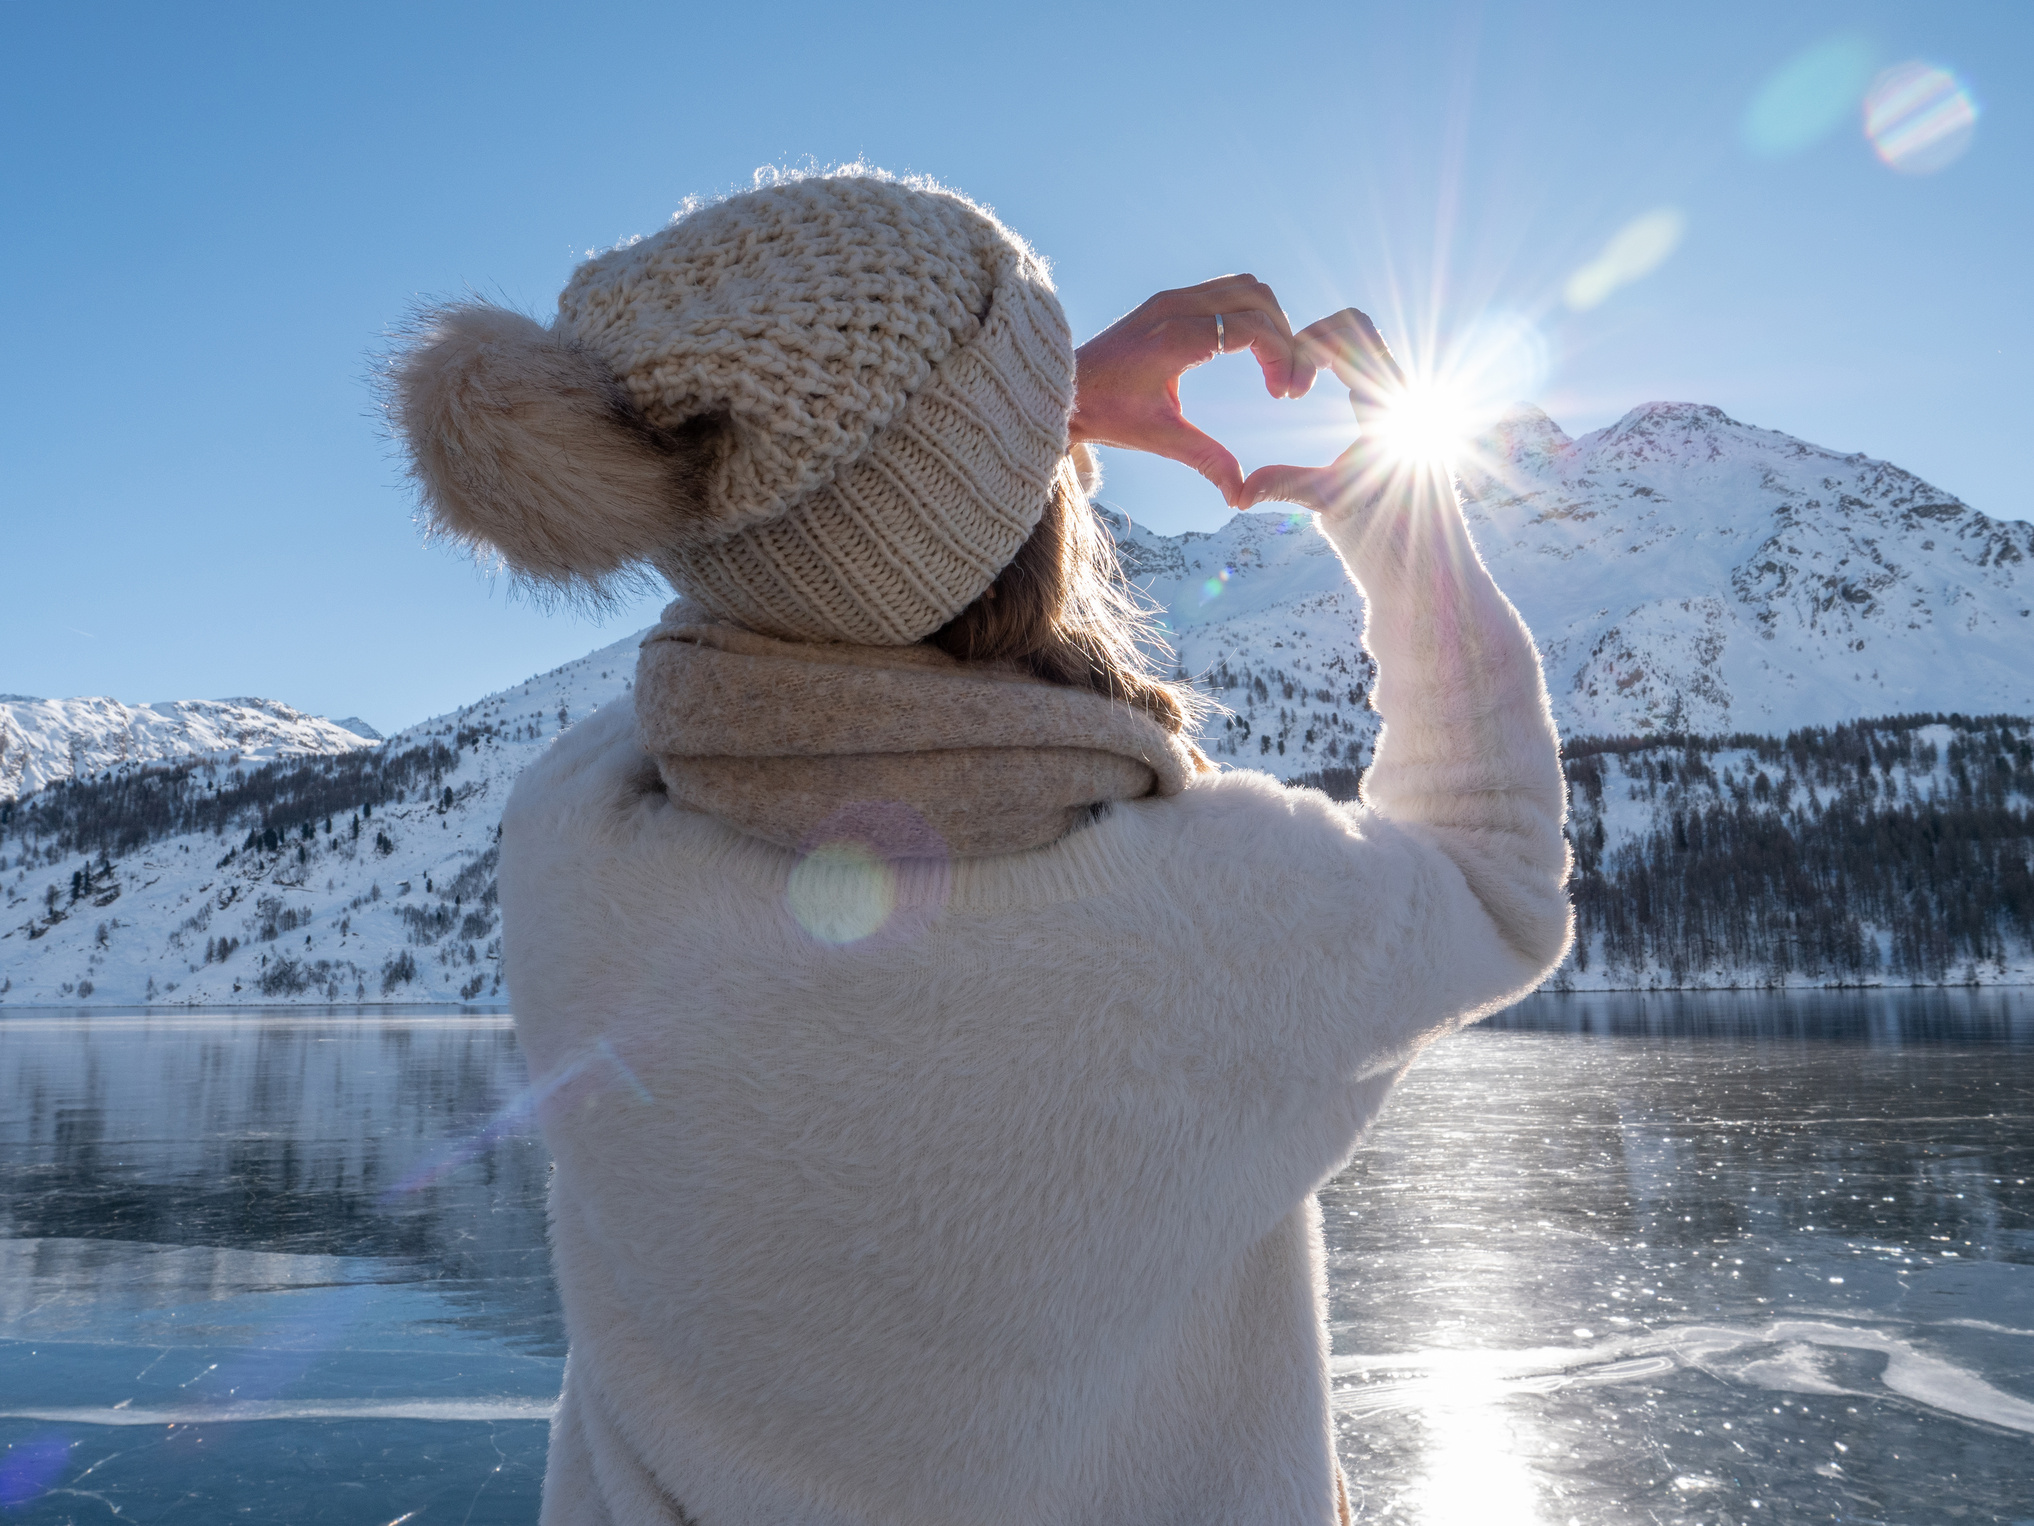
[1067,278,1408,513]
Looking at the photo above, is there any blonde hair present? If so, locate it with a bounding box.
[931,458,1204,735]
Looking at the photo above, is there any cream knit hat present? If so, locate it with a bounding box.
[390,170,1076,645]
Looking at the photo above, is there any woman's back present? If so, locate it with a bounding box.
[505,498,1566,1523]
[391,169,1571,1524]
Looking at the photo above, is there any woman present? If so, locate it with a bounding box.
[392,169,1570,1526]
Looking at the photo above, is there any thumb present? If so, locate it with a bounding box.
[1150,416,1245,507]
[1239,462,1329,511]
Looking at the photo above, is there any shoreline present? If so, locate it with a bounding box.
[5,982,2032,1018]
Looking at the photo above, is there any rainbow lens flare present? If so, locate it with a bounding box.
[1864,63,1979,175]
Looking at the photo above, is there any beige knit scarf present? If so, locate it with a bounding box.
[634,620,1205,858]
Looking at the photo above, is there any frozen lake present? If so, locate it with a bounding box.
[1,992,2028,1523]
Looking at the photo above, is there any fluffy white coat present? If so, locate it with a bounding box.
[501,468,1573,1524]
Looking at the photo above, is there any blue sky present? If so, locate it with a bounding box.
[3,1,2026,732]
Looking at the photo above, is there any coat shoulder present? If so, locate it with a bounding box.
[501,702,657,843]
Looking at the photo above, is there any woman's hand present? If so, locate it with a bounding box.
[1069,275,1315,507]
[1239,307,1408,516]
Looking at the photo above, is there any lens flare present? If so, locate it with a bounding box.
[1864,62,1978,174]
[1565,210,1686,312]
[0,1434,71,1508]
[788,840,898,945]
[786,802,952,947]
[1741,34,1878,157]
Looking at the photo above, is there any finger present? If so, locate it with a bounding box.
[1080,275,1276,356]
[1202,278,1300,369]
[1154,309,1289,384]
[1154,273,1287,319]
[1239,440,1370,513]
[1189,308,1302,398]
[1295,308,1400,388]
[1138,277,1318,396]
[1296,308,1406,410]
[1210,276,1295,344]
[1146,414,1245,506]
[1213,309,1314,400]
[1238,462,1329,512]
[1153,274,1297,345]
[1220,282,1311,397]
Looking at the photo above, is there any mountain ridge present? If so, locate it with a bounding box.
[1460,399,2030,735]
[1108,398,2030,789]
[0,696,381,804]
[3,400,2028,1001]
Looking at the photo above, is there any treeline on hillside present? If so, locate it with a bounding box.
[1197,652,1378,771]
[1561,710,2032,788]
[1563,713,2034,985]
[0,735,470,867]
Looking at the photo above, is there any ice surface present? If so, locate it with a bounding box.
[0,1011,556,1520]
[1,990,2029,1521]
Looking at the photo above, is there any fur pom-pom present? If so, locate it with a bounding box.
[386,304,720,594]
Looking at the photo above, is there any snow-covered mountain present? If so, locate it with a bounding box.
[1,637,641,1006]
[1,401,2027,1003]
[1114,401,2032,789]
[0,695,379,802]
[1112,506,1378,785]
[1460,402,2031,737]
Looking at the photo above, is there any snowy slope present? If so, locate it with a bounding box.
[1112,506,1379,784]
[0,637,643,1006]
[0,695,379,802]
[1458,402,2033,736]
[1108,400,2031,786]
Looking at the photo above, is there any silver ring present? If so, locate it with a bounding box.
[1214,313,1226,354]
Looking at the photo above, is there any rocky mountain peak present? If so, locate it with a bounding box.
[1578,401,1751,467]
[1479,403,1573,465]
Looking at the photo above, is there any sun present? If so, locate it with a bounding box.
[1365,382,1478,466]
[1345,308,1552,470]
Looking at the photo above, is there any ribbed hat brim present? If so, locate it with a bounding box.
[655,274,1075,645]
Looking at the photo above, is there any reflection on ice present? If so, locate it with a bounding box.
[1335,1317,2034,1435]
[0,1011,561,1518]
[1327,988,2034,1523]
[1407,1366,1546,1526]
[1,989,2029,1521]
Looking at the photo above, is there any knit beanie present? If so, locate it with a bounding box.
[389,171,1076,645]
